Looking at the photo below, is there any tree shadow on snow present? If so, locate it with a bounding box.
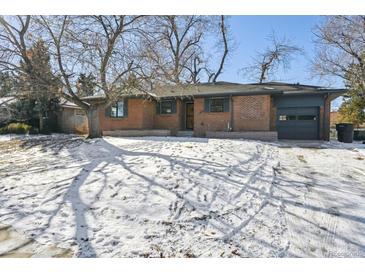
[6,135,246,257]
[2,135,363,257]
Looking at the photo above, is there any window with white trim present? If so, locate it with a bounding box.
[110,100,125,118]
[156,100,176,114]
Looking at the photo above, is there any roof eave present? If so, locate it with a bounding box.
[273,89,347,96]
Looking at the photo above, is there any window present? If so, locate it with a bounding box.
[161,101,173,114]
[279,115,316,121]
[279,115,296,121]
[110,100,126,118]
[210,98,225,112]
[156,100,176,114]
[297,115,316,121]
[204,97,229,112]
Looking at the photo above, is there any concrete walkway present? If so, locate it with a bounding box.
[0,224,73,258]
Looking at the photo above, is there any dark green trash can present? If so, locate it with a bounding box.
[336,123,354,143]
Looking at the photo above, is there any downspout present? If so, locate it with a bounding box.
[323,93,329,141]
[230,95,233,131]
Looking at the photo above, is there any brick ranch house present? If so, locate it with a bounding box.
[58,82,345,141]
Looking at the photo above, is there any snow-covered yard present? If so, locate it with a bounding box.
[0,134,364,257]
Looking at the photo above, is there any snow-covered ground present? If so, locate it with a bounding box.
[0,134,364,257]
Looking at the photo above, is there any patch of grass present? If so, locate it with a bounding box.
[297,155,307,163]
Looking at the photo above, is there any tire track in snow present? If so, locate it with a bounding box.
[220,143,283,242]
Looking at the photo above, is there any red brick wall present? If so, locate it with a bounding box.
[269,97,276,131]
[193,95,272,137]
[153,99,183,135]
[232,95,271,131]
[330,111,340,128]
[97,95,273,136]
[99,98,155,131]
[194,98,230,137]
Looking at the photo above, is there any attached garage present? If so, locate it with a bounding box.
[274,94,326,140]
[276,107,319,140]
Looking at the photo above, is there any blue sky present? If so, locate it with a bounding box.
[216,16,343,108]
[220,16,322,84]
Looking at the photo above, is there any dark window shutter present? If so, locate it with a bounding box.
[204,98,210,112]
[171,100,177,113]
[105,105,111,117]
[156,101,160,114]
[223,97,230,112]
[123,99,128,117]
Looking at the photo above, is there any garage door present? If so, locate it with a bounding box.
[276,107,319,140]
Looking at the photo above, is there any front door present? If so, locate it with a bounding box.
[185,103,194,130]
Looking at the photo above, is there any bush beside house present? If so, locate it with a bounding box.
[0,122,33,134]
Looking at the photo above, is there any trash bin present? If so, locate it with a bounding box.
[336,123,354,143]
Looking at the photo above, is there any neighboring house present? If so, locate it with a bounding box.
[58,82,345,141]
[0,96,16,126]
[330,111,340,128]
[330,111,365,129]
[58,99,89,134]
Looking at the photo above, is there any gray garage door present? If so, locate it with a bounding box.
[276,107,319,140]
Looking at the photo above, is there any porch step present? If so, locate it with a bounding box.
[103,129,171,137]
[176,131,194,137]
[206,131,278,142]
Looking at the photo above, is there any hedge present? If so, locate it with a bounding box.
[0,123,32,134]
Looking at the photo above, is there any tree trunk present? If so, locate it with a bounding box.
[39,112,44,133]
[86,105,102,138]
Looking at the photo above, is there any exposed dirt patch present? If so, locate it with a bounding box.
[0,224,73,258]
[297,155,307,163]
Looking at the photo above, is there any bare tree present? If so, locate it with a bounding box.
[313,16,365,90]
[0,15,232,136]
[211,15,229,83]
[0,16,38,82]
[0,16,61,130]
[144,15,232,85]
[242,32,302,83]
[144,16,209,85]
[0,15,152,138]
[313,16,365,125]
[184,15,231,84]
[38,15,149,137]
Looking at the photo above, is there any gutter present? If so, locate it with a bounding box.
[192,90,283,98]
[278,89,347,96]
[78,88,347,102]
[323,93,330,140]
